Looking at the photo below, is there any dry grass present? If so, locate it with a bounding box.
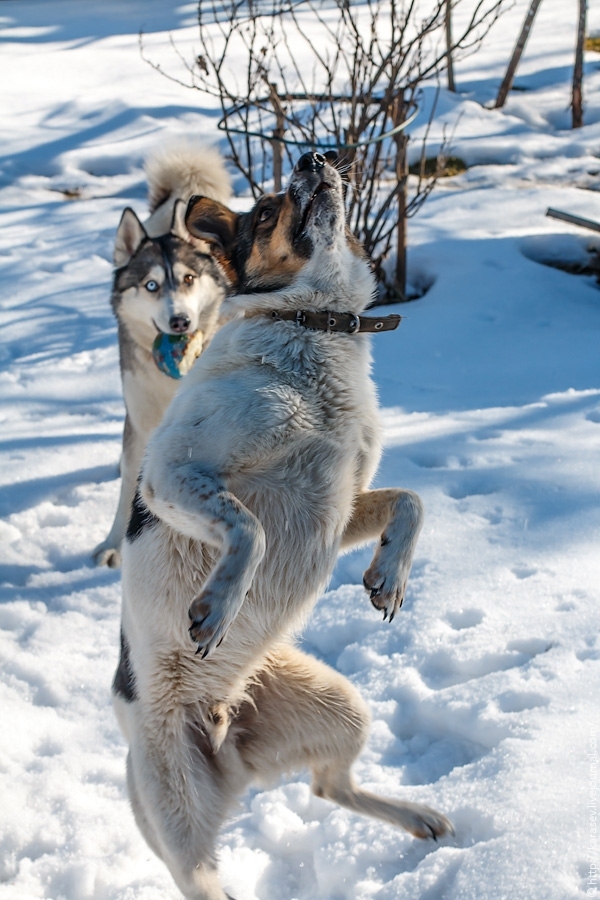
[49,187,84,200]
[409,156,467,178]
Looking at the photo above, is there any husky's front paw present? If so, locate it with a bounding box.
[363,548,411,622]
[93,542,122,569]
[188,591,244,658]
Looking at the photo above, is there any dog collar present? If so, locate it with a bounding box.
[262,309,402,334]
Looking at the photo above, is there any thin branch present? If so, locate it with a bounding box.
[142,0,510,299]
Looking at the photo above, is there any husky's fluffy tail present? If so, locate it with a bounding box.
[144,143,231,237]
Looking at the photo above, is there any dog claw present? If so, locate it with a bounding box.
[373,583,384,599]
[189,617,208,636]
[190,618,212,655]
[366,577,385,601]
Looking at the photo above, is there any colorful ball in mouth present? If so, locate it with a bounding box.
[151,331,204,379]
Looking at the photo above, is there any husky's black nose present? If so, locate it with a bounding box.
[296,152,327,173]
[169,314,191,334]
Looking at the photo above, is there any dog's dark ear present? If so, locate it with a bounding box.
[185,196,238,256]
[114,208,147,268]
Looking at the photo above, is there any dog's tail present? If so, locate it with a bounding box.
[144,142,231,237]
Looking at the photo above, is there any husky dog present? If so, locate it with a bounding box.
[114,151,453,900]
[93,145,231,568]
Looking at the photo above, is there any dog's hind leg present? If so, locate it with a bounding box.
[126,751,164,861]
[235,644,452,841]
[341,488,424,621]
[127,721,242,900]
[312,765,453,840]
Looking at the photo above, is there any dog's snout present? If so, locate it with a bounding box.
[297,151,327,173]
[169,314,191,334]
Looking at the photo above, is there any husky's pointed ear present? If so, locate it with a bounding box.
[185,196,238,256]
[170,198,188,240]
[114,208,147,268]
[170,198,209,251]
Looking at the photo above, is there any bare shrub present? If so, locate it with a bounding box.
[142,0,506,301]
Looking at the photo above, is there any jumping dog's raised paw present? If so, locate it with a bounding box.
[189,600,222,658]
[188,591,244,658]
[363,563,407,622]
[362,517,421,621]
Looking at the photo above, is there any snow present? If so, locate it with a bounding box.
[1,2,600,898]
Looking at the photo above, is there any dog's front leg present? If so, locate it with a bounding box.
[141,463,266,656]
[93,414,146,568]
[341,489,424,621]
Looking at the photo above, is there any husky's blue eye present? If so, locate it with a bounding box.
[145,280,159,292]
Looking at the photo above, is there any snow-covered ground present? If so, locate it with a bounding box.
[1,2,600,898]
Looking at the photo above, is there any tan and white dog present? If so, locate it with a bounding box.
[93,144,231,568]
[114,151,453,900]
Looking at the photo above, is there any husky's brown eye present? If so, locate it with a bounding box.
[183,273,195,285]
[258,206,274,224]
[145,280,159,293]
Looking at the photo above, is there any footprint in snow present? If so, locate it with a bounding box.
[496,690,549,713]
[445,481,498,501]
[445,608,485,631]
[511,564,538,580]
[420,638,553,690]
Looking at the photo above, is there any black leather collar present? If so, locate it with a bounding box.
[264,309,402,334]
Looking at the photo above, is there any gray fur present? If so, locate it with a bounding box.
[114,155,453,899]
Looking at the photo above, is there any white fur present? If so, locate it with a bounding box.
[145,142,232,235]
[115,159,452,900]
